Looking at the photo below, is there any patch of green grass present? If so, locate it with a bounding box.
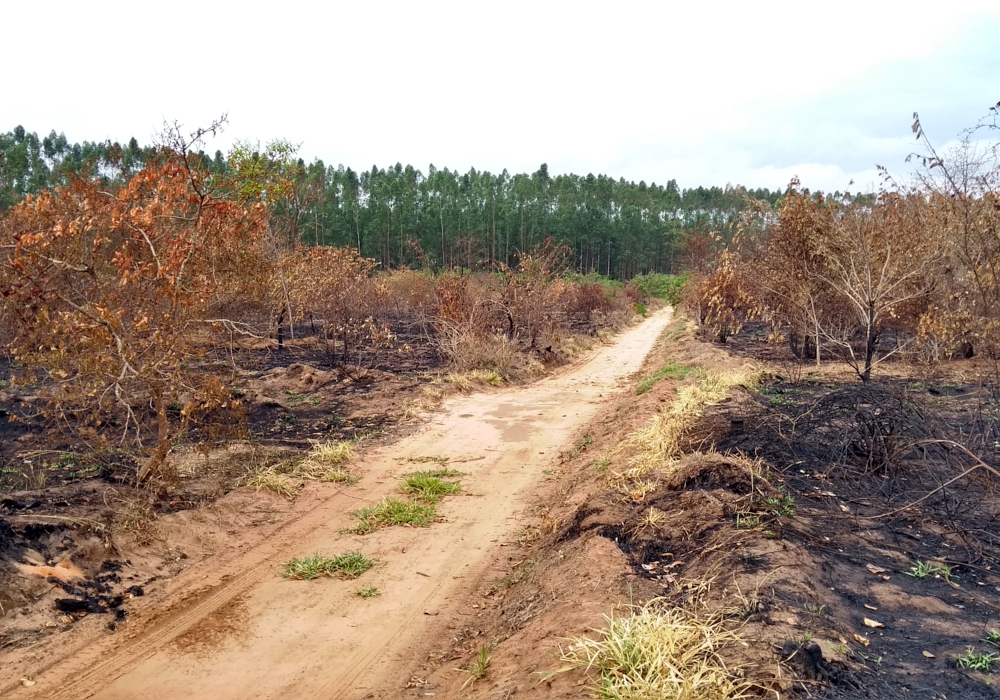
[322,469,360,485]
[956,647,1000,671]
[636,362,700,395]
[356,586,381,598]
[345,498,437,534]
[984,630,1000,650]
[411,467,463,478]
[803,603,826,617]
[562,434,594,460]
[592,455,612,473]
[282,552,375,580]
[399,472,462,503]
[283,390,319,406]
[496,558,536,589]
[905,560,954,580]
[471,369,504,386]
[760,490,795,517]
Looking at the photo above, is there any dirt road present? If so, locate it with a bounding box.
[24,310,672,700]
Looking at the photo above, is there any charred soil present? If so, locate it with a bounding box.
[411,317,1000,699]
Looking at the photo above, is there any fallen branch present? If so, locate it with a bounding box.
[859,439,1000,520]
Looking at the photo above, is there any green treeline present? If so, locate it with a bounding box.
[1,125,793,277]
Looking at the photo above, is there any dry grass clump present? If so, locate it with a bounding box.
[240,468,301,498]
[557,334,596,358]
[559,599,752,700]
[439,331,527,381]
[446,369,504,391]
[234,449,303,498]
[107,488,159,545]
[296,440,358,483]
[237,442,360,497]
[625,371,759,471]
[605,368,760,500]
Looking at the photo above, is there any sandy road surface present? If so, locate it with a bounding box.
[23,309,672,700]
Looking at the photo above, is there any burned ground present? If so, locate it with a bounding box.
[0,318,441,633]
[414,317,1000,699]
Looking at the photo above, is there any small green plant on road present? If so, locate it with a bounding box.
[282,552,375,580]
[346,498,437,534]
[400,471,462,503]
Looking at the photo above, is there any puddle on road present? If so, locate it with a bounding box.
[485,419,537,443]
[486,402,540,419]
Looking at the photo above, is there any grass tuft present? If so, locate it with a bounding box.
[956,647,1000,671]
[296,440,358,482]
[905,560,954,580]
[281,552,375,580]
[460,643,492,688]
[345,498,437,534]
[400,471,462,503]
[240,468,301,498]
[558,598,753,699]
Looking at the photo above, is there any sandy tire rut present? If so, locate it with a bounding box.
[17,310,672,700]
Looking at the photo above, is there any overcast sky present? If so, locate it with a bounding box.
[5,0,998,193]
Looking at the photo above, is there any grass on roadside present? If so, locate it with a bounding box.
[345,498,437,534]
[618,369,761,490]
[400,471,463,503]
[636,362,701,395]
[235,449,303,498]
[447,369,504,391]
[238,442,359,498]
[282,552,376,580]
[296,440,358,483]
[557,598,752,699]
[461,643,492,688]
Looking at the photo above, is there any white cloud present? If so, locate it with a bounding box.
[5,0,999,192]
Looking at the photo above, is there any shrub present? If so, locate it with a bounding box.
[633,273,689,305]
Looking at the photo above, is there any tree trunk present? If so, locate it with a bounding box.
[861,302,878,384]
[138,386,172,484]
[354,207,361,254]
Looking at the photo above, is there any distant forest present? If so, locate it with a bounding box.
[0,125,850,278]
